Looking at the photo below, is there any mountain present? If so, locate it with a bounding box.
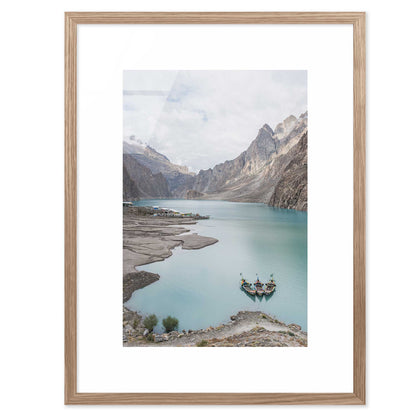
[123,112,308,210]
[189,113,307,204]
[268,132,307,211]
[123,136,195,197]
[123,153,171,200]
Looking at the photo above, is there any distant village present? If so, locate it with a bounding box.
[123,202,210,220]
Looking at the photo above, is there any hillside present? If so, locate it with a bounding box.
[123,154,171,200]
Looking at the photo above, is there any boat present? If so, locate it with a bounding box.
[264,274,277,296]
[240,274,256,296]
[254,275,265,296]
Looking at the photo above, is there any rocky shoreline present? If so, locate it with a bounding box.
[123,310,307,347]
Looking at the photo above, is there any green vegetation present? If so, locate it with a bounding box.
[196,340,209,347]
[162,316,179,333]
[143,314,158,332]
[288,331,295,337]
[132,319,139,329]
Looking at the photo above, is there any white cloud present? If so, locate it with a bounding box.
[123,70,307,172]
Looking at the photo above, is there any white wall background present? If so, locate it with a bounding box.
[0,0,415,414]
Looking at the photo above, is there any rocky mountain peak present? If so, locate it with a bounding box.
[261,124,274,135]
[246,123,276,163]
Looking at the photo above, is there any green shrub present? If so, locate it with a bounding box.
[162,316,179,333]
[143,314,158,332]
[132,319,139,329]
[288,331,295,337]
[196,340,208,347]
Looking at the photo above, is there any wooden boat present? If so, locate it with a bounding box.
[254,276,264,296]
[240,274,256,296]
[264,274,277,296]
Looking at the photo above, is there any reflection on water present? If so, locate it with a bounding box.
[125,199,307,333]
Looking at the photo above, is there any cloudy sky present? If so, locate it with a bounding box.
[123,70,307,172]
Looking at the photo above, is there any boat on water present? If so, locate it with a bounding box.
[240,273,276,297]
[240,273,256,296]
[254,275,265,296]
[264,274,277,296]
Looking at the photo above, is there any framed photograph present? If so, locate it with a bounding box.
[65,12,365,405]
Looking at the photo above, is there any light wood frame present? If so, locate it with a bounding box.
[65,12,366,405]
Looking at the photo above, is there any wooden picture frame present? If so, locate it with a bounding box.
[65,12,365,405]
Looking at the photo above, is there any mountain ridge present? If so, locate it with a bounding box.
[123,111,308,210]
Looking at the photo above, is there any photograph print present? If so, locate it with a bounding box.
[123,70,307,347]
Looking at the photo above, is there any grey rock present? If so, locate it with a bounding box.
[154,334,169,343]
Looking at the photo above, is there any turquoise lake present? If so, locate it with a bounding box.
[125,199,307,333]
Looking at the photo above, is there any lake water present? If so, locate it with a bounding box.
[125,199,307,333]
